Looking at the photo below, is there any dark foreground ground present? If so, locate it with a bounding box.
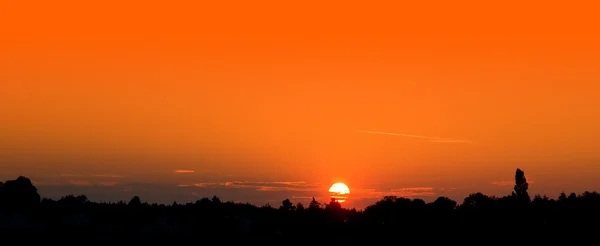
[1,173,599,243]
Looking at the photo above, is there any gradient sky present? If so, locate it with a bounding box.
[1,0,599,209]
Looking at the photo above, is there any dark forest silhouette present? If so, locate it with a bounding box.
[0,168,598,242]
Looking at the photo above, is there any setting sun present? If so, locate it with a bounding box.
[329,183,350,203]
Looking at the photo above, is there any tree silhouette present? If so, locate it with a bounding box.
[432,196,457,211]
[558,192,567,201]
[513,168,530,202]
[128,196,142,206]
[0,176,40,209]
[280,199,296,211]
[308,197,321,210]
[196,197,212,207]
[327,198,342,210]
[1,171,599,241]
[462,192,494,208]
[212,195,222,204]
[76,195,89,204]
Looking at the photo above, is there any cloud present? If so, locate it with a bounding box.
[34,179,458,210]
[439,187,457,191]
[174,170,195,173]
[31,172,458,209]
[32,180,63,186]
[93,174,124,178]
[60,173,124,178]
[391,187,435,192]
[339,187,446,209]
[388,187,436,197]
[352,187,437,199]
[60,174,82,177]
[255,186,316,192]
[177,181,322,192]
[177,183,219,188]
[177,182,441,204]
[193,183,218,188]
[356,130,473,144]
[66,180,121,187]
[35,173,127,187]
[390,187,436,197]
[429,139,473,144]
[491,180,513,186]
[98,181,120,186]
[491,180,536,187]
[290,196,314,199]
[68,180,91,186]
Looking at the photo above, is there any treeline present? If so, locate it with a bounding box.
[0,169,598,242]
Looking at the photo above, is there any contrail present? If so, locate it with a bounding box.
[429,139,474,144]
[356,130,473,144]
[356,130,442,140]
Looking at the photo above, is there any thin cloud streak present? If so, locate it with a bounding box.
[391,187,435,192]
[492,180,536,186]
[177,181,322,192]
[356,130,473,144]
[93,174,124,178]
[356,130,441,140]
[174,170,195,173]
[60,173,124,178]
[352,187,438,199]
[68,180,91,186]
[65,180,121,187]
[429,139,473,144]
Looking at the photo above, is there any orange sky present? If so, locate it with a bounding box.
[1,0,599,208]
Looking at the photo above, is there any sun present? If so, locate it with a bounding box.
[329,182,350,203]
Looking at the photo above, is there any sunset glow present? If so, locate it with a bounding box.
[329,183,350,203]
[1,0,599,209]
